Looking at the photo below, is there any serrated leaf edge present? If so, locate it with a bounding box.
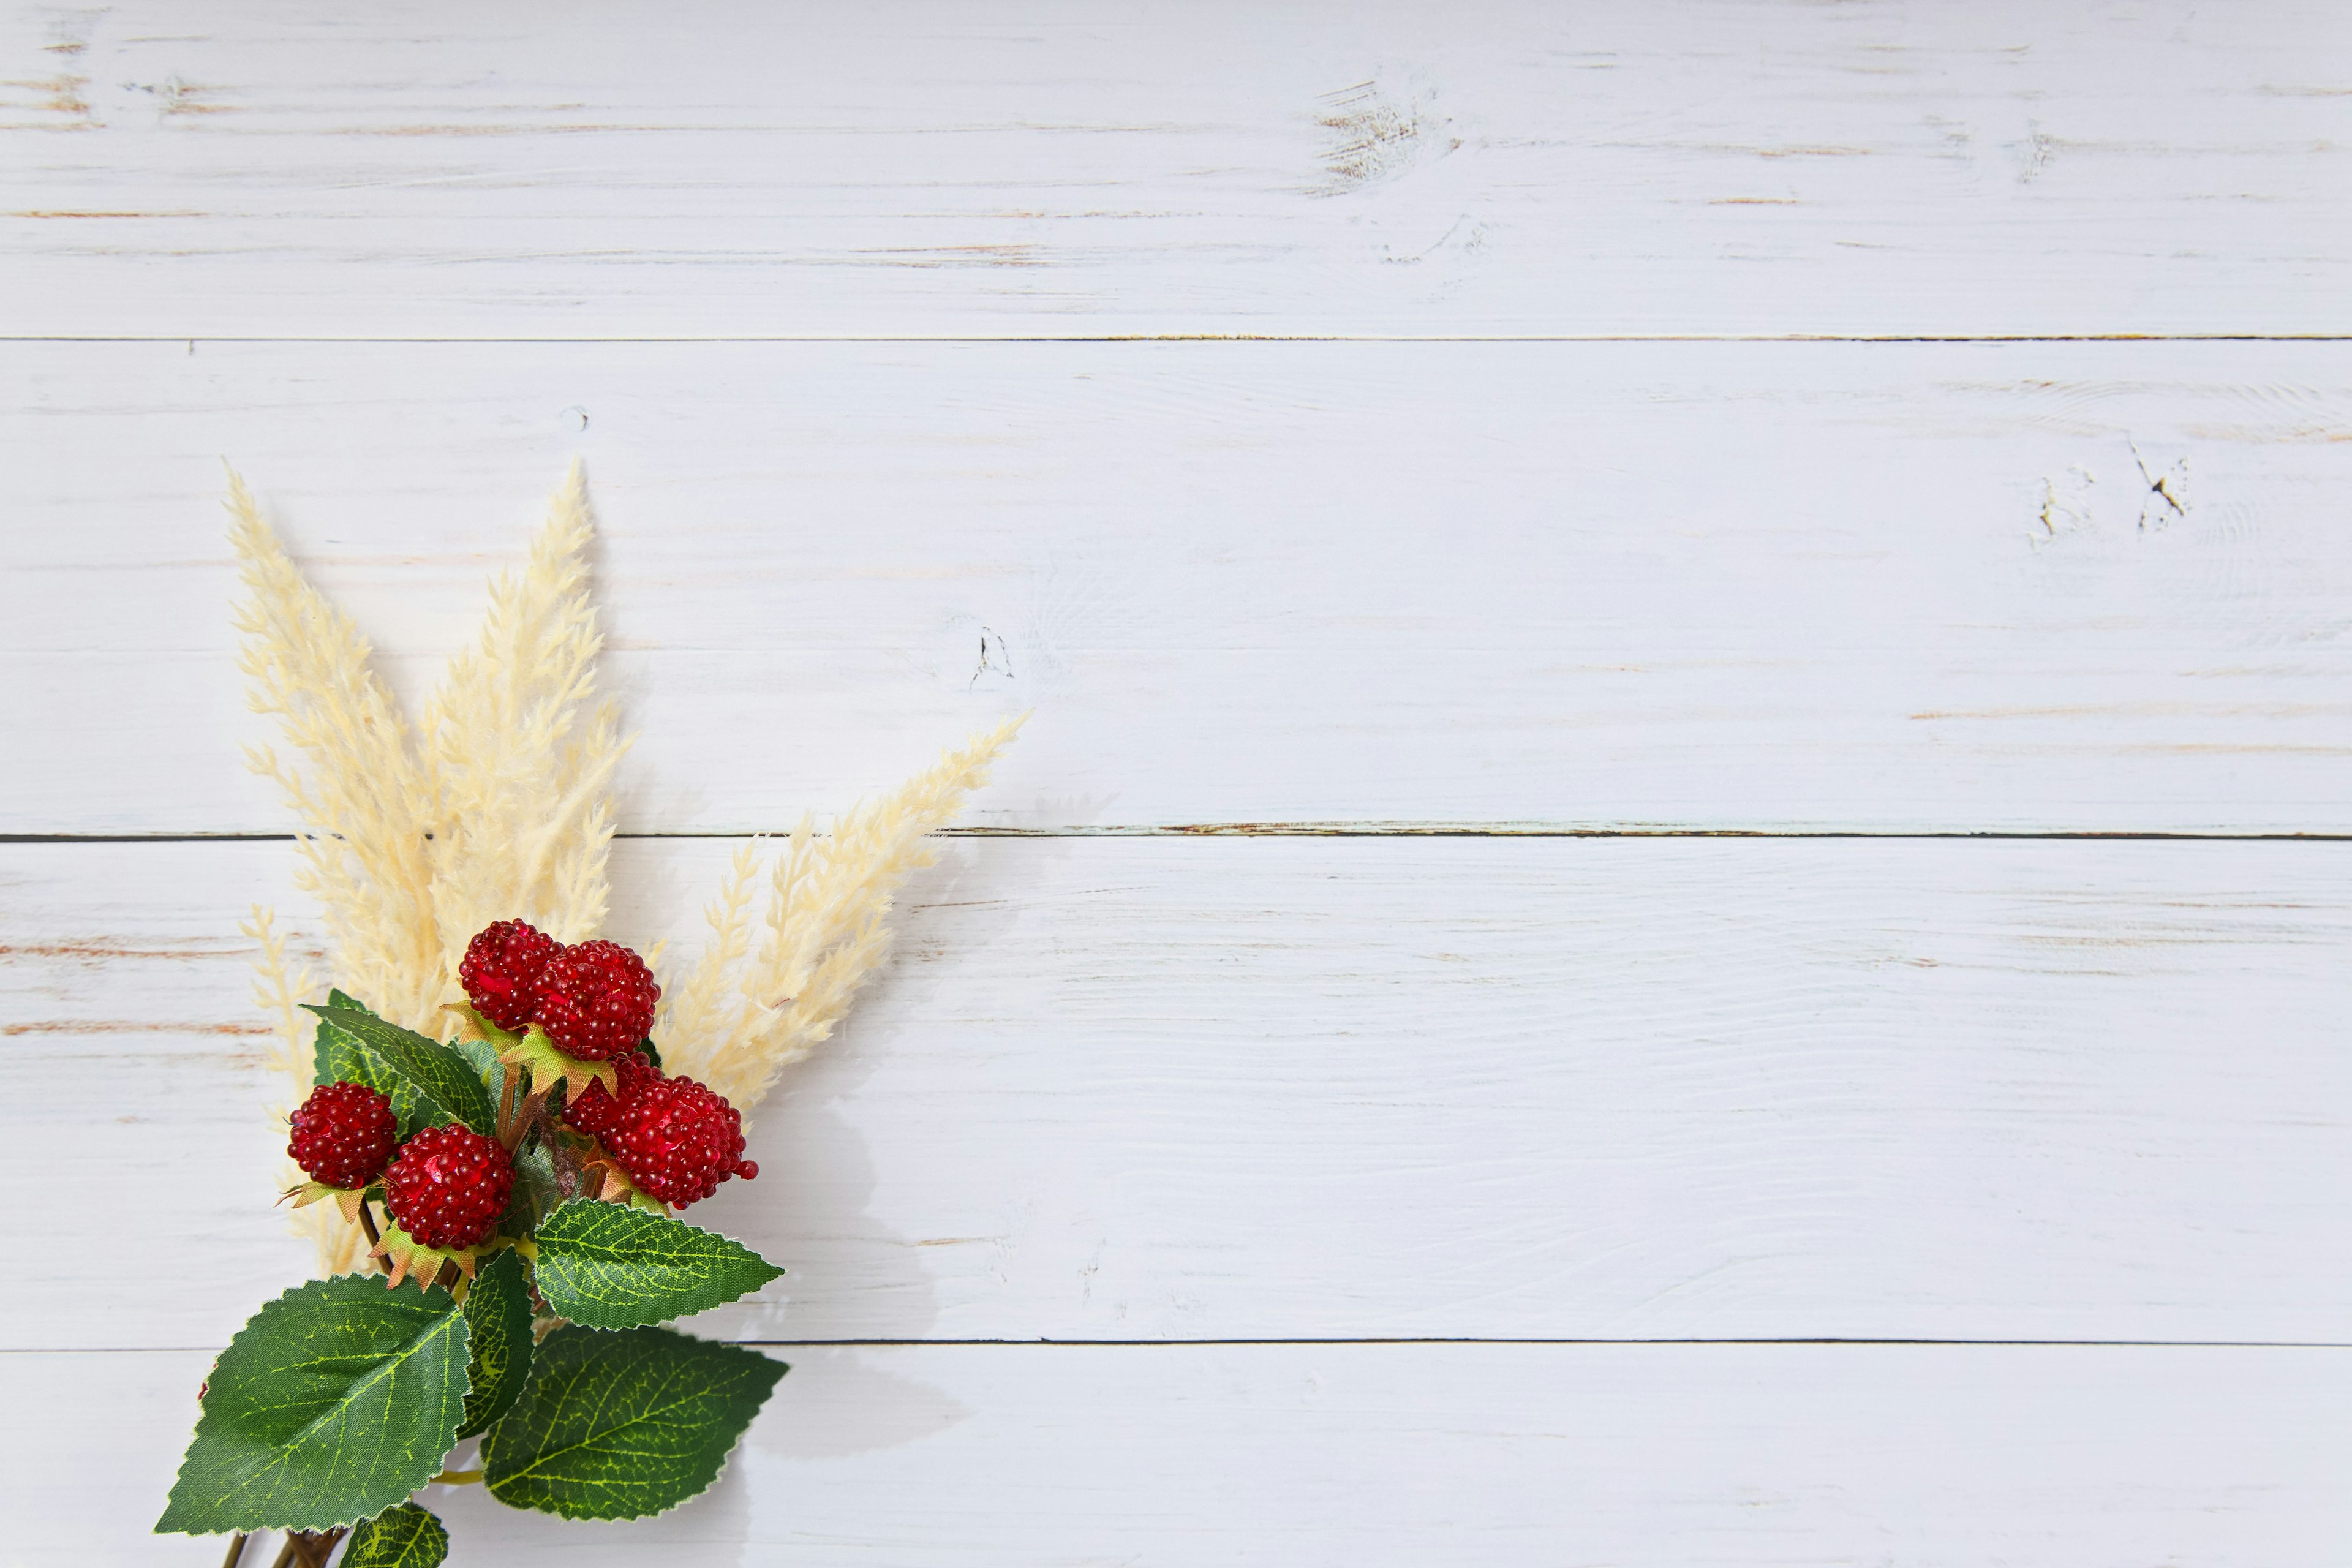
[483,1330,788,1523]
[456,1251,534,1442]
[155,1276,470,1536]
[342,1500,450,1568]
[575,1154,669,1215]
[306,1004,497,1136]
[529,1200,783,1328]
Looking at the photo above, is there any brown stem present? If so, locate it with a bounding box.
[545,1129,585,1200]
[268,1537,298,1568]
[220,1533,249,1568]
[355,1199,386,1276]
[495,1058,559,1153]
[288,1529,346,1568]
[509,1084,554,1152]
[495,1059,522,1145]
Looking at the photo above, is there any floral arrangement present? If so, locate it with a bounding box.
[158,467,1019,1566]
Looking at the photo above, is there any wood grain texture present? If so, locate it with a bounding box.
[9,836,2346,1351]
[3,1,2350,339]
[19,1344,2347,1565]
[10,5,2349,1557]
[7,338,2352,835]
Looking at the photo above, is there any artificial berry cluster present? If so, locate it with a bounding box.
[286,1080,398,1190]
[462,918,758,1208]
[287,1081,514,1250]
[284,920,757,1268]
[459,920,660,1062]
[571,1072,758,1208]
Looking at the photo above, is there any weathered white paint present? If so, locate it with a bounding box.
[3,2,2348,339]
[8,836,2348,1352]
[7,4,2348,1561]
[12,1344,2346,1565]
[7,338,2352,835]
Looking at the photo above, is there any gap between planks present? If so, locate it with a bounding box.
[9,829,2352,844]
[7,334,2352,345]
[8,1338,2349,1354]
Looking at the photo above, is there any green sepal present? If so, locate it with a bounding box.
[447,1000,513,1048]
[458,1249,535,1439]
[370,1216,486,1298]
[284,1180,373,1227]
[580,1155,668,1215]
[531,1199,784,1329]
[483,1327,785,1520]
[307,1004,497,1139]
[498,1020,619,1104]
[155,1275,470,1535]
[342,1501,448,1568]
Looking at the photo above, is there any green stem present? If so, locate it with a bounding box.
[434,1466,486,1485]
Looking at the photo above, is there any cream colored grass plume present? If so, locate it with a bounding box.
[659,712,1027,1109]
[229,463,1019,1272]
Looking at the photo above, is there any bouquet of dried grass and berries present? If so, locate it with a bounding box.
[159,467,1020,1567]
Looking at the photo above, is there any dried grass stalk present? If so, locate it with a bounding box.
[242,905,368,1276]
[661,714,1026,1110]
[231,464,1016,1269]
[233,461,625,1036]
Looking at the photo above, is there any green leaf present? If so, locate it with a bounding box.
[307,1004,498,1138]
[531,1200,785,1329]
[342,1501,448,1568]
[499,1135,564,1235]
[458,1250,534,1439]
[155,1276,470,1535]
[442,1001,511,1092]
[639,1037,662,1071]
[483,1327,785,1520]
[449,1029,504,1093]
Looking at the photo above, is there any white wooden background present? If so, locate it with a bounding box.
[4,2,2349,1562]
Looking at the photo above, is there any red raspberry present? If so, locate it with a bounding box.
[382,1124,514,1251]
[559,1047,662,1143]
[533,938,660,1062]
[287,1081,397,1189]
[459,919,560,1032]
[603,1077,758,1209]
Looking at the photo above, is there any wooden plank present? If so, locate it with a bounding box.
[4,2,2350,339]
[18,1343,2346,1563]
[7,338,2352,835]
[8,835,2346,1351]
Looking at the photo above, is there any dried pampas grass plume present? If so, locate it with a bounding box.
[230,463,1018,1270]
[660,712,1027,1110]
